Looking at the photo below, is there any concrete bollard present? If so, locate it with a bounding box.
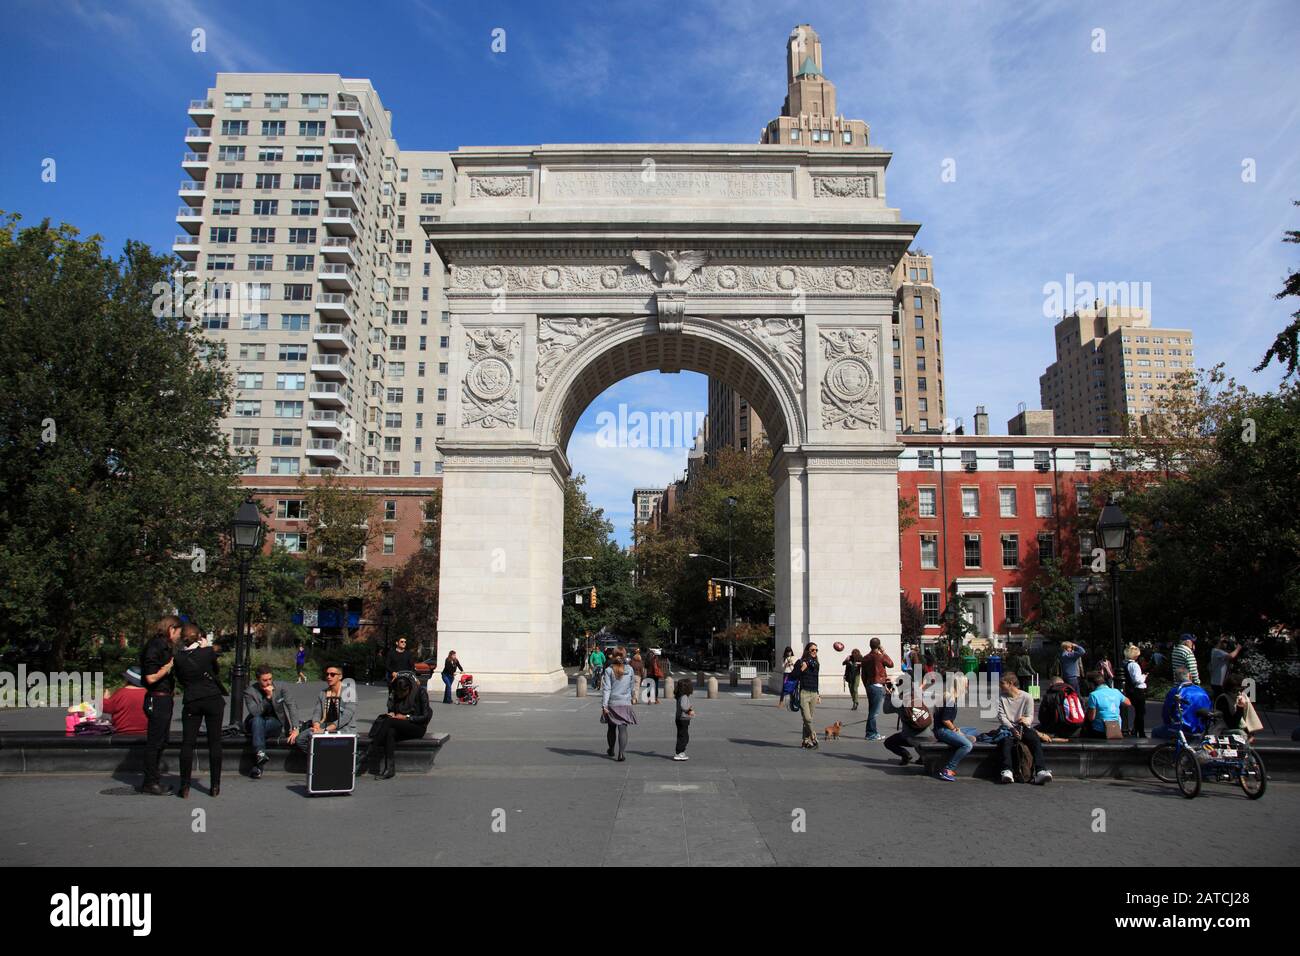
[664,676,675,699]
[751,676,763,699]
[707,676,718,699]
[576,675,587,697]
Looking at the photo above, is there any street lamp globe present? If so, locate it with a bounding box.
[232,499,264,553]
[1096,500,1132,555]
[1081,580,1104,613]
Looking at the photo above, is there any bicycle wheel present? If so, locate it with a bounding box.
[1175,749,1201,799]
[1239,751,1267,800]
[1149,743,1178,783]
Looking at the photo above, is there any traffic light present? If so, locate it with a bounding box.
[707,579,714,602]
[589,587,597,609]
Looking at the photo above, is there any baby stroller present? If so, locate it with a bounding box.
[455,673,480,705]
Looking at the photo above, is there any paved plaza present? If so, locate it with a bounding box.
[1,672,1296,867]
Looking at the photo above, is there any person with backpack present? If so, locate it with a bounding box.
[995,674,1052,785]
[1035,676,1085,739]
[883,675,933,766]
[842,649,863,711]
[1154,669,1213,740]
[1123,645,1148,737]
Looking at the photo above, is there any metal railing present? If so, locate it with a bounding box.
[173,235,199,245]
[189,99,213,109]
[182,151,209,163]
[179,180,205,192]
[184,127,210,138]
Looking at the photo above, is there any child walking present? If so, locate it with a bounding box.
[674,679,695,761]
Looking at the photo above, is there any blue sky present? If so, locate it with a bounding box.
[2,0,1297,545]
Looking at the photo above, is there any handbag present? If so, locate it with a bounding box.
[1242,699,1264,733]
[788,685,801,712]
[368,713,390,739]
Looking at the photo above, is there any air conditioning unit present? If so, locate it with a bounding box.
[963,462,977,472]
[1079,463,1091,472]
[1034,462,1050,472]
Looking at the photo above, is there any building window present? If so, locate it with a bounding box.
[961,487,979,517]
[231,428,258,447]
[1004,591,1023,625]
[914,315,924,330]
[1037,532,1054,563]
[276,373,305,390]
[1079,532,1095,570]
[1001,534,1019,568]
[1035,487,1052,517]
[270,457,300,476]
[999,487,1017,517]
[1075,451,1092,471]
[383,533,396,555]
[917,450,934,470]
[922,592,941,626]
[920,534,938,570]
[998,450,1014,469]
[276,499,306,520]
[1076,484,1092,511]
[274,532,307,552]
[918,487,936,518]
[963,534,981,568]
[915,336,925,351]
[1034,450,1050,470]
[961,449,976,470]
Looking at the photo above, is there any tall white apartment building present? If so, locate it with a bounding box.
[176,74,453,479]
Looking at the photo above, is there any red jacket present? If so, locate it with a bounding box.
[862,650,894,685]
[101,687,148,735]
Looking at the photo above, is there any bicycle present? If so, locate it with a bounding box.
[1148,700,1266,799]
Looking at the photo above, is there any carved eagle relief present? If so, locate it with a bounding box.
[631,250,710,285]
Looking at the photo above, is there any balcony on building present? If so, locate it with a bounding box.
[184,126,213,148]
[326,153,365,183]
[306,438,346,464]
[172,234,200,258]
[307,409,345,435]
[178,179,207,206]
[314,292,354,322]
[310,353,352,379]
[328,128,363,155]
[313,322,354,352]
[331,96,364,129]
[181,151,210,178]
[322,206,357,236]
[309,381,346,407]
[319,236,357,267]
[187,99,215,126]
[324,178,359,210]
[175,206,203,232]
[317,262,355,292]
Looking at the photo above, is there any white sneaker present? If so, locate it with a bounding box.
[1034,770,1053,785]
[999,769,1014,784]
[673,753,687,761]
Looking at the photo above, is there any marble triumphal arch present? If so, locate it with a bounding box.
[427,144,919,693]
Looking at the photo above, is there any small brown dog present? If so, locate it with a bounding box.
[823,721,843,742]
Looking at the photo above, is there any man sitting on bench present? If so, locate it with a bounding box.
[242,665,298,778]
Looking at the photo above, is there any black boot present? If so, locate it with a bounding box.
[380,760,396,780]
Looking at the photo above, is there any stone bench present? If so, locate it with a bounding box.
[913,738,1300,781]
[0,731,450,776]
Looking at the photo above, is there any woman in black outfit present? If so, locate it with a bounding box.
[173,623,226,798]
[385,636,414,687]
[371,673,430,779]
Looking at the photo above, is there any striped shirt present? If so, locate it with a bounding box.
[1172,643,1200,684]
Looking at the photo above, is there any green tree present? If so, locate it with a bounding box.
[382,490,441,656]
[561,476,646,651]
[1255,199,1300,378]
[0,215,243,667]
[1026,558,1083,646]
[299,473,377,629]
[900,594,925,645]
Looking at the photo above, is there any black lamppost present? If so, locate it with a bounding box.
[1096,498,1133,676]
[374,579,392,685]
[725,496,737,669]
[229,498,265,728]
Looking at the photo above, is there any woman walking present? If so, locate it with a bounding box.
[600,646,638,761]
[842,649,863,711]
[776,646,796,708]
[173,623,226,798]
[295,643,307,684]
[440,650,463,704]
[673,679,695,760]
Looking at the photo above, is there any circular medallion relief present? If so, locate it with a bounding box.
[717,267,739,290]
[483,267,505,290]
[777,268,797,290]
[826,357,874,403]
[834,268,856,290]
[600,267,620,289]
[542,267,563,289]
[467,357,514,401]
